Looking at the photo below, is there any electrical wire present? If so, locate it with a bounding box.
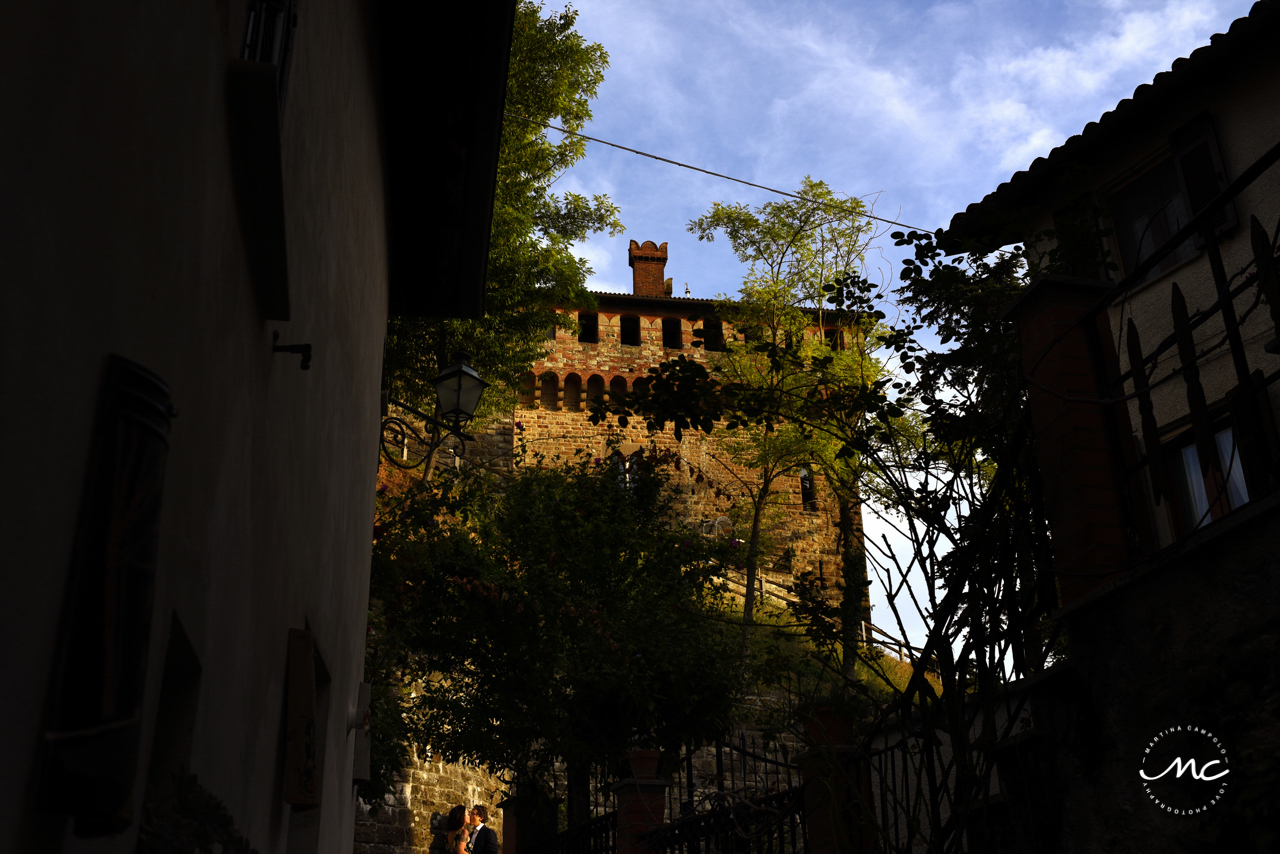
[506,113,932,233]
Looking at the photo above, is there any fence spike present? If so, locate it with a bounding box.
[1171,284,1216,477]
[1126,319,1167,504]
[1251,214,1280,354]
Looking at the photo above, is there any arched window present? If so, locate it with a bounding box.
[700,317,725,351]
[799,467,818,512]
[609,376,628,401]
[586,374,606,402]
[662,317,683,349]
[620,315,641,346]
[518,372,536,408]
[563,373,582,411]
[611,450,639,491]
[539,372,559,410]
[578,312,599,343]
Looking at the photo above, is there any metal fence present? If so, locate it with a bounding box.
[1059,136,1280,556]
[645,786,807,854]
[666,733,802,820]
[550,810,618,854]
[548,734,807,854]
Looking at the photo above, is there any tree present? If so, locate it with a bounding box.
[362,441,744,820]
[600,223,1064,851]
[383,2,623,422]
[670,178,880,657]
[694,272,825,648]
[687,176,874,328]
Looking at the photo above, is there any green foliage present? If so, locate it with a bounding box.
[360,442,745,801]
[688,176,873,323]
[384,2,623,421]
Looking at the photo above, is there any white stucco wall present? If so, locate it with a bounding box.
[0,2,387,851]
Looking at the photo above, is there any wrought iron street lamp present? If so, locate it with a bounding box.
[381,352,488,470]
[432,352,489,428]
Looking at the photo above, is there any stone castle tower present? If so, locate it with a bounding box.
[501,239,842,607]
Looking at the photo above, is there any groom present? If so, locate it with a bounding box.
[469,805,497,854]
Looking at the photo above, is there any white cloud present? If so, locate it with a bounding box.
[554,0,1252,289]
[573,239,630,293]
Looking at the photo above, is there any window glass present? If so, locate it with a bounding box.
[1111,159,1197,280]
[1214,427,1249,510]
[1177,444,1211,529]
[799,467,818,511]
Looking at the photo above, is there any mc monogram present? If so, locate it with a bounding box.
[1139,726,1230,815]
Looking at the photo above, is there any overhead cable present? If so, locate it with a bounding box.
[506,113,932,233]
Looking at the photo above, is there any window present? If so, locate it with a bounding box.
[518,373,536,407]
[142,615,202,810]
[563,374,582,411]
[539,373,559,410]
[620,315,641,346]
[609,376,628,400]
[283,628,331,851]
[587,374,606,401]
[611,450,642,491]
[700,317,726,351]
[662,317,683,349]
[823,328,845,350]
[578,312,599,343]
[1109,112,1235,282]
[242,0,299,109]
[1171,425,1249,531]
[799,468,818,511]
[1110,159,1196,280]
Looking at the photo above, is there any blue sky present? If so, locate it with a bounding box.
[551,0,1255,299]
[545,0,1254,647]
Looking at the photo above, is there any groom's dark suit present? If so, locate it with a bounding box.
[471,823,498,854]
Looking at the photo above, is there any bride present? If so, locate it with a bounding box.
[446,805,471,854]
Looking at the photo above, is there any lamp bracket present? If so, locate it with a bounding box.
[380,398,475,471]
[272,330,312,370]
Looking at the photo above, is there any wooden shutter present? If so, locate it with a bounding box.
[227,59,291,322]
[1170,112,1238,234]
[283,629,319,806]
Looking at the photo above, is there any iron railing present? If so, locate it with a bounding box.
[1033,135,1280,556]
[644,786,807,854]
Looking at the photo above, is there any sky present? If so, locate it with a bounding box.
[550,0,1255,299]
[544,0,1255,648]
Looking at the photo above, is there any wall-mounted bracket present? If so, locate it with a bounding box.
[272,330,312,370]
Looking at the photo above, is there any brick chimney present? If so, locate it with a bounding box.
[628,240,668,297]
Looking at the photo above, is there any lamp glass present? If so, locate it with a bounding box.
[433,357,488,425]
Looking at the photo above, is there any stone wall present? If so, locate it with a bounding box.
[503,294,847,608]
[355,754,507,854]
[502,406,841,606]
